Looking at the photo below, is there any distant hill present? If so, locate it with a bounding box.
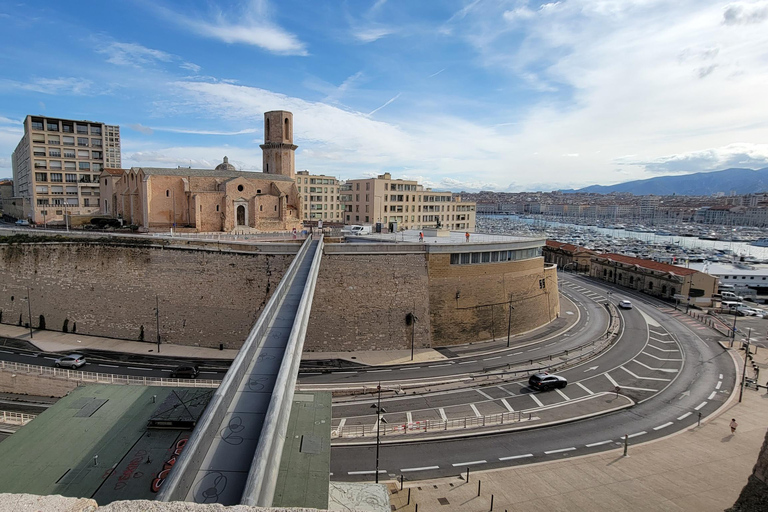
[562,167,768,196]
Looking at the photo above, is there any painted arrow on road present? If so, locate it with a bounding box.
[583,366,599,372]
[678,390,691,400]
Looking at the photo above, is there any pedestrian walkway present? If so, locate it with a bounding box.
[387,348,768,512]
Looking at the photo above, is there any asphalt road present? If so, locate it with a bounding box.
[330,275,737,481]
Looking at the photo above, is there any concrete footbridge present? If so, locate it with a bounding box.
[156,235,324,506]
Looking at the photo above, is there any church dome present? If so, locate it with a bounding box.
[215,156,236,172]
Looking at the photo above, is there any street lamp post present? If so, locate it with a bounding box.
[370,384,387,483]
[506,302,514,348]
[739,328,751,403]
[409,312,418,361]
[26,286,33,339]
[155,294,161,353]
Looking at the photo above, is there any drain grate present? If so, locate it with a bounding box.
[438,497,450,505]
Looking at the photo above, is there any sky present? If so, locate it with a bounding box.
[1,0,767,192]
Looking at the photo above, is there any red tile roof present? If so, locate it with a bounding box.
[102,168,125,176]
[546,239,595,255]
[594,253,698,276]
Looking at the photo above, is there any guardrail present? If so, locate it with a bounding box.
[0,361,219,388]
[156,235,315,503]
[0,410,36,426]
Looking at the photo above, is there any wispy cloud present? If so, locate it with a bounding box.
[0,77,93,95]
[723,1,768,25]
[428,68,446,78]
[153,127,259,136]
[368,93,401,116]
[352,26,395,43]
[98,42,173,67]
[614,143,768,174]
[149,0,308,56]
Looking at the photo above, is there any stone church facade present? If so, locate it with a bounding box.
[99,111,303,232]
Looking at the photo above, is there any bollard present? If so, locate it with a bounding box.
[477,480,481,497]
[415,504,418,512]
[623,434,628,457]
[466,467,470,483]
[407,488,411,505]
[400,474,403,490]
[491,494,494,510]
[94,455,99,466]
[698,412,702,427]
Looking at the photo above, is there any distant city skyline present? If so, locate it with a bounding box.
[1,0,767,192]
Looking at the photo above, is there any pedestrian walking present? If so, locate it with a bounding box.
[465,232,470,242]
[418,231,424,242]
[730,418,738,434]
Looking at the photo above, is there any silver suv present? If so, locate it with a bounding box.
[54,354,87,369]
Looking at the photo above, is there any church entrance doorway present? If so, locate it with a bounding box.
[237,205,246,226]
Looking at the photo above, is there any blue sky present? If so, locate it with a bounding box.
[1,0,768,192]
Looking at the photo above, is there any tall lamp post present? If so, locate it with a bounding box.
[506,302,515,348]
[26,286,33,339]
[407,312,418,361]
[155,294,161,353]
[370,384,387,483]
[739,328,751,403]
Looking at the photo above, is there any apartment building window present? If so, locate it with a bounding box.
[92,164,101,173]
[92,139,102,147]
[49,161,62,170]
[77,137,88,146]
[31,119,44,130]
[66,186,78,195]
[49,149,61,157]
[37,199,49,206]
[365,194,369,201]
[48,136,59,145]
[90,126,101,135]
[65,161,76,170]
[34,160,46,169]
[77,149,89,158]
[366,183,370,190]
[35,173,47,182]
[50,173,63,182]
[76,125,88,134]
[356,183,360,190]
[63,149,75,158]
[36,185,48,194]
[62,122,73,133]
[46,121,59,131]
[64,173,77,183]
[33,146,46,156]
[79,162,90,170]
[63,136,75,146]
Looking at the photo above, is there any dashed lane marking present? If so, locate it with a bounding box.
[708,391,717,400]
[627,431,647,438]
[720,374,723,379]
[499,454,533,461]
[586,440,613,447]
[483,356,501,361]
[649,337,675,344]
[348,470,386,475]
[716,381,722,390]
[429,364,453,368]
[100,364,119,368]
[555,388,570,401]
[458,360,476,365]
[470,404,482,418]
[646,345,680,353]
[128,367,152,371]
[631,360,679,373]
[528,347,541,352]
[576,382,594,395]
[369,369,391,373]
[501,399,514,412]
[654,422,674,430]
[401,466,440,472]
[640,351,683,362]
[619,366,671,381]
[545,447,576,454]
[678,412,692,420]
[439,408,447,421]
[338,418,346,430]
[407,412,413,424]
[452,460,487,467]
[695,402,707,410]
[528,394,544,407]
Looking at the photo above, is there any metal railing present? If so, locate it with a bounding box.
[0,410,36,426]
[0,360,219,388]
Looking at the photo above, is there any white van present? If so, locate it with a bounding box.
[349,225,372,236]
[722,300,743,310]
[721,291,744,301]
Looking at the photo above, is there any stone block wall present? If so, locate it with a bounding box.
[0,243,292,349]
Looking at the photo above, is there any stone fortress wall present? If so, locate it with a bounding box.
[0,238,558,351]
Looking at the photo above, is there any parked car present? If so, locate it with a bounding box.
[619,300,633,309]
[170,365,200,379]
[15,219,30,226]
[54,354,86,369]
[735,306,756,317]
[528,372,567,391]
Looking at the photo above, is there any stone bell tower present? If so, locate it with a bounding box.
[260,111,297,179]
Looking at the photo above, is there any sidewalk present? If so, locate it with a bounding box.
[387,349,768,512]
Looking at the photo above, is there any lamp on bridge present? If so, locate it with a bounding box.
[370,384,387,484]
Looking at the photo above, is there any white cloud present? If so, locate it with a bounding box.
[614,143,768,174]
[0,77,93,95]
[723,1,768,25]
[98,42,174,67]
[150,0,307,56]
[180,62,202,73]
[129,124,154,135]
[352,26,395,43]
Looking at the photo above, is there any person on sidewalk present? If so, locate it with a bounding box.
[730,418,738,434]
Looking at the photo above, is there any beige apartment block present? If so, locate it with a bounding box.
[10,115,120,224]
[342,172,475,231]
[295,170,342,223]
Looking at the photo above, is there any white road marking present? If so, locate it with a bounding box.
[528,394,544,407]
[348,470,386,475]
[708,391,717,400]
[716,381,722,390]
[301,372,321,375]
[369,369,391,373]
[677,412,692,420]
[654,422,674,430]
[528,347,541,352]
[99,364,119,368]
[498,454,533,461]
[476,389,494,400]
[555,388,570,401]
[0,350,12,354]
[619,366,671,381]
[338,418,346,430]
[200,372,217,374]
[617,385,658,392]
[128,367,151,371]
[337,371,357,374]
[429,364,452,368]
[501,399,514,412]
[160,369,172,372]
[43,357,57,360]
[452,460,486,467]
[458,360,476,365]
[645,345,679,353]
[406,412,413,424]
[640,351,683,361]
[497,385,516,396]
[694,402,707,410]
[470,404,482,418]
[627,431,647,438]
[545,447,576,454]
[604,373,620,387]
[439,408,447,421]
[649,337,675,344]
[576,382,594,395]
[483,356,501,361]
[586,440,613,447]
[631,360,679,373]
[511,351,523,356]
[719,374,723,379]
[401,466,440,472]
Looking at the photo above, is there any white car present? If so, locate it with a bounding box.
[15,219,30,226]
[619,300,633,309]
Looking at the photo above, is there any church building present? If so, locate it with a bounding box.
[99,111,303,232]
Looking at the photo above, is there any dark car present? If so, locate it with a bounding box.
[170,365,200,379]
[528,372,567,391]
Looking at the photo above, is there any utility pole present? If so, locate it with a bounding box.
[410,311,418,361]
[26,286,33,339]
[370,384,387,483]
[506,302,513,348]
[155,294,161,353]
[739,328,751,403]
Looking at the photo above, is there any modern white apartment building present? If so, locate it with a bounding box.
[342,173,475,231]
[295,170,342,223]
[10,115,120,223]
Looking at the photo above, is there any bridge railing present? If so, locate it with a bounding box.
[155,235,315,503]
[0,410,36,426]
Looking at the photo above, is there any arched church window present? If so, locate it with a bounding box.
[266,119,270,139]
[166,190,169,197]
[260,205,263,211]
[285,118,290,139]
[216,205,220,212]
